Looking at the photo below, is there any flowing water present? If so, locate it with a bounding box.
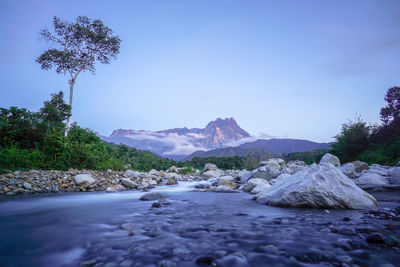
[0,182,399,267]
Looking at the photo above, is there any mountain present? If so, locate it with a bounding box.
[98,118,250,157]
[183,138,330,161]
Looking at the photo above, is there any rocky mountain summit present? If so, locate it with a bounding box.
[98,118,250,158]
[98,118,329,160]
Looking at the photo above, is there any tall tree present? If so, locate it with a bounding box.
[37,16,121,135]
[380,86,400,124]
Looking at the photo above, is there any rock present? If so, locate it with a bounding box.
[166,177,178,185]
[149,169,159,176]
[366,233,384,244]
[164,172,177,179]
[390,167,400,184]
[124,170,139,178]
[337,226,356,235]
[240,171,253,184]
[139,192,167,201]
[250,183,270,194]
[213,185,237,193]
[270,173,291,185]
[256,163,378,209]
[204,163,218,172]
[384,235,398,247]
[286,160,306,173]
[259,158,286,169]
[354,172,390,189]
[23,182,32,190]
[195,256,214,265]
[250,166,274,181]
[367,165,390,176]
[120,178,138,189]
[106,187,116,193]
[211,176,236,189]
[336,255,352,264]
[352,161,369,172]
[203,169,223,178]
[74,174,96,187]
[320,153,340,167]
[121,222,135,231]
[240,178,268,192]
[340,163,356,178]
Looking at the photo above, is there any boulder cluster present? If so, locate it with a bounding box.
[0,167,203,196]
[198,154,400,210]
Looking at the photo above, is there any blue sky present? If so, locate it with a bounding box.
[1,0,399,142]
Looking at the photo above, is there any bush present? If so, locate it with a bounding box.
[330,118,370,163]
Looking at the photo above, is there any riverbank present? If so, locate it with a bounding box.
[0,168,206,196]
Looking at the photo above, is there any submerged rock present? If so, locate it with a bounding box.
[256,163,378,209]
[139,192,167,201]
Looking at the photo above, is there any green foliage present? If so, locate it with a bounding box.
[0,93,176,172]
[180,166,194,174]
[37,16,121,75]
[284,149,329,165]
[190,156,246,170]
[328,86,400,165]
[40,91,71,131]
[330,118,370,163]
[380,86,400,124]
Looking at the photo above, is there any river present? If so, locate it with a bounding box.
[0,182,399,266]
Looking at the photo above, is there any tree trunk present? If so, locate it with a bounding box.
[64,79,74,136]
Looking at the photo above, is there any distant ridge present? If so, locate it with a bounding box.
[182,138,330,161]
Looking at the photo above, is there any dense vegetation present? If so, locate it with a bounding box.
[329,86,400,165]
[0,92,180,173]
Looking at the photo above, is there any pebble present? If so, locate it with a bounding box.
[336,255,352,264]
[195,256,214,265]
[366,233,384,244]
[337,226,356,235]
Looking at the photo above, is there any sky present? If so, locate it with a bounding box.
[0,0,399,143]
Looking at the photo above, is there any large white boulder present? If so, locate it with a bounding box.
[339,163,356,178]
[320,153,340,167]
[256,163,378,209]
[204,163,218,172]
[74,174,96,187]
[354,172,390,189]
